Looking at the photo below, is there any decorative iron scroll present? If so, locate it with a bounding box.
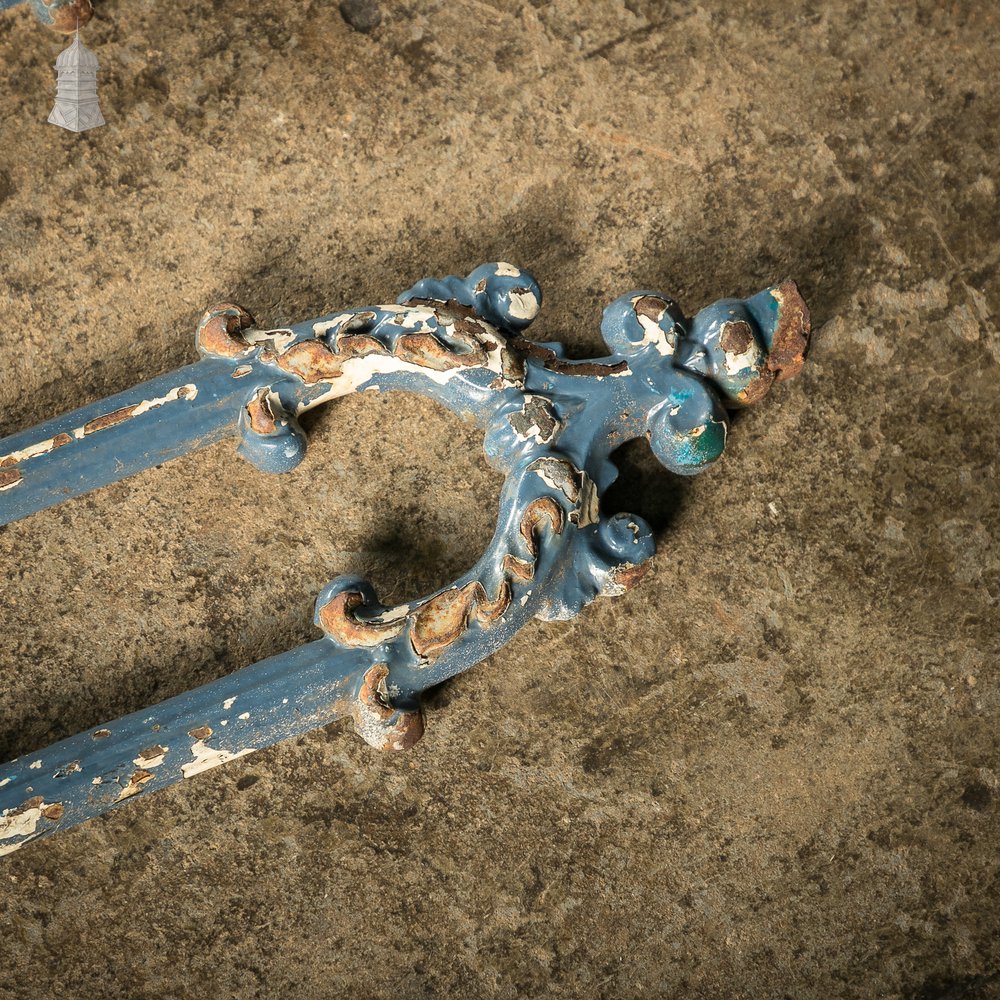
[0,263,809,854]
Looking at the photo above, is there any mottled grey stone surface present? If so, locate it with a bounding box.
[0,1,997,997]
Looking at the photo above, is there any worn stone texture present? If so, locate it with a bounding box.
[0,1,997,997]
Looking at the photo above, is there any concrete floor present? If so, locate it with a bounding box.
[0,1,997,997]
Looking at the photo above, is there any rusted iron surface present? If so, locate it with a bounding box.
[0,262,809,854]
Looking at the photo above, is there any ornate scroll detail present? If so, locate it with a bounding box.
[193,262,810,749]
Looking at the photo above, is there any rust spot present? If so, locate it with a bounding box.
[500,344,527,385]
[509,396,559,442]
[410,580,512,661]
[403,297,481,322]
[606,562,650,593]
[118,770,154,801]
[719,319,754,356]
[276,339,344,383]
[83,404,137,435]
[40,803,64,821]
[353,665,424,752]
[246,389,277,435]
[337,331,390,358]
[633,295,669,323]
[766,280,811,382]
[52,432,72,449]
[396,331,488,371]
[0,468,22,491]
[476,580,511,624]
[735,369,775,406]
[196,303,256,359]
[10,796,43,815]
[46,0,93,32]
[187,726,213,741]
[317,590,404,647]
[519,497,566,558]
[136,745,167,763]
[531,457,582,504]
[511,337,629,378]
[303,303,524,386]
[502,554,535,582]
[92,729,111,739]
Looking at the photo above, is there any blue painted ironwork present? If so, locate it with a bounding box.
[0,263,810,854]
[0,0,92,31]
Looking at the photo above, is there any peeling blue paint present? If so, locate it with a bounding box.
[0,263,810,854]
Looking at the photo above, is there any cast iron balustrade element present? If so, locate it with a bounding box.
[0,262,810,854]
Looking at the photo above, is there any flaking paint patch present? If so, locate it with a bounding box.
[0,800,62,855]
[508,289,539,321]
[181,740,255,778]
[244,327,296,351]
[223,697,237,710]
[116,769,154,802]
[72,385,198,441]
[634,310,676,356]
[0,469,21,491]
[133,745,168,768]
[0,432,72,468]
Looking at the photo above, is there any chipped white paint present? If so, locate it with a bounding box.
[532,462,600,528]
[720,325,761,377]
[220,720,228,726]
[133,746,168,768]
[494,262,521,277]
[237,712,250,721]
[29,760,41,770]
[534,463,571,497]
[0,436,63,467]
[0,778,9,789]
[223,697,237,711]
[181,740,255,779]
[91,776,102,785]
[244,327,296,351]
[116,773,154,802]
[303,306,535,416]
[371,603,412,626]
[507,290,539,322]
[294,339,516,415]
[49,384,202,445]
[0,802,59,855]
[312,312,356,336]
[128,385,199,420]
[0,475,20,492]
[632,297,676,357]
